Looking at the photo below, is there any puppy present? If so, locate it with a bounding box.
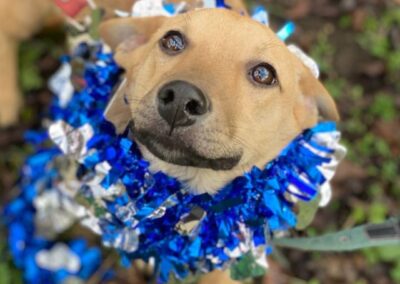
[100,8,339,195]
[99,7,338,282]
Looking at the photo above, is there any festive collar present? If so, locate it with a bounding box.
[3,1,346,284]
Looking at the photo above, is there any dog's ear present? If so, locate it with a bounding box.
[294,61,339,129]
[100,17,166,133]
[104,79,132,134]
[99,16,166,66]
[100,16,166,50]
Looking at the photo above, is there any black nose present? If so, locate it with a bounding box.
[157,80,210,128]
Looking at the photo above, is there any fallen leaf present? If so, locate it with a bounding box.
[286,0,311,19]
[333,160,368,182]
[352,8,367,31]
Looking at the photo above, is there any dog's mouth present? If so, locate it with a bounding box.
[131,128,242,171]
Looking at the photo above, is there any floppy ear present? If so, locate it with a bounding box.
[99,16,166,66]
[294,62,340,129]
[104,79,132,134]
[100,16,166,133]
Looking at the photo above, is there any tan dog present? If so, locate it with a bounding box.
[100,8,339,195]
[100,8,338,282]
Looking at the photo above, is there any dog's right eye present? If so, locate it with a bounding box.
[249,63,278,87]
[160,31,186,55]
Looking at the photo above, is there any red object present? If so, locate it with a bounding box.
[54,0,87,17]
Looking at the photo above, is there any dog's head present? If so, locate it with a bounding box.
[100,9,338,194]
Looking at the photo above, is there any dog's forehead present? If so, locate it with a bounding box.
[160,9,282,52]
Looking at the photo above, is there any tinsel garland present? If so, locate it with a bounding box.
[2,1,346,283]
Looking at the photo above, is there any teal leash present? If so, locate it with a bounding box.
[273,217,400,251]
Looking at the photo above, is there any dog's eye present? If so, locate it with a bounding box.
[160,31,186,54]
[250,63,278,86]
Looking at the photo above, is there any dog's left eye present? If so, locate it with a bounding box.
[160,31,186,54]
[249,63,278,86]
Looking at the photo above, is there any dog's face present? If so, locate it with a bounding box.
[101,9,338,194]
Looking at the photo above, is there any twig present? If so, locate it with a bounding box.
[87,252,118,284]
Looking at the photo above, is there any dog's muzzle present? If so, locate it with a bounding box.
[129,81,241,170]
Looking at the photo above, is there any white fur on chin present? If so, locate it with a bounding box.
[137,142,246,195]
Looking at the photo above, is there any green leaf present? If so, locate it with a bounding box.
[19,43,44,92]
[20,65,43,91]
[376,245,400,262]
[351,206,366,224]
[89,9,103,40]
[382,161,398,181]
[368,202,387,223]
[338,15,352,29]
[0,262,11,284]
[390,261,400,282]
[230,252,267,281]
[296,195,321,230]
[275,216,400,253]
[370,94,396,121]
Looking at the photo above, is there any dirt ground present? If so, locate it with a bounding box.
[0,0,399,283]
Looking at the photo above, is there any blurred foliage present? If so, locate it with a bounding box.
[0,232,23,284]
[19,34,64,93]
[19,43,45,92]
[363,245,400,282]
[256,1,399,282]
[358,9,400,85]
[305,3,400,283]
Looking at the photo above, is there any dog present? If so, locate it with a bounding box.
[1,1,339,283]
[100,7,339,195]
[100,7,338,282]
